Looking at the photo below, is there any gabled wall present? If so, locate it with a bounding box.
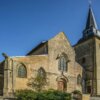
[48,32,82,92]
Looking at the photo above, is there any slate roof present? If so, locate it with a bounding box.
[85,6,98,30]
[26,41,48,55]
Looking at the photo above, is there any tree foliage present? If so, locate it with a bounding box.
[27,72,48,92]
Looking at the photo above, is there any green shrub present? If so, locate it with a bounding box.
[72,90,82,100]
[15,90,37,100]
[15,89,71,100]
[37,90,71,100]
[72,90,81,95]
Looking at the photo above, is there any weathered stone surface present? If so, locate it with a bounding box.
[82,94,90,100]
[74,36,100,95]
[95,38,100,95]
[0,32,82,96]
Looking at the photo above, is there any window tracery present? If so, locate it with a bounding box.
[18,64,27,78]
[58,53,69,72]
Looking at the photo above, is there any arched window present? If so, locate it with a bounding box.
[58,56,67,71]
[77,74,82,85]
[18,64,27,78]
[38,67,46,78]
[82,57,86,64]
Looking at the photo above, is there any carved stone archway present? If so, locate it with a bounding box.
[56,75,68,91]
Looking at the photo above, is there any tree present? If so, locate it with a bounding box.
[27,68,48,92]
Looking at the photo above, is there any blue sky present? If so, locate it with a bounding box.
[0,0,100,60]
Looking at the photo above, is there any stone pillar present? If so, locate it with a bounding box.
[3,58,13,97]
[12,60,16,95]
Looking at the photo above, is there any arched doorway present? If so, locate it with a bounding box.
[57,78,67,91]
[56,75,68,92]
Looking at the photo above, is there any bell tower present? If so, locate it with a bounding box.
[74,5,100,96]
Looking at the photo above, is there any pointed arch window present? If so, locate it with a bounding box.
[82,57,86,64]
[38,67,46,78]
[77,74,82,85]
[58,56,67,71]
[58,54,69,72]
[18,64,27,78]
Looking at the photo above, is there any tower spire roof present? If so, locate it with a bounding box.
[82,6,100,39]
[77,4,100,44]
[85,6,98,30]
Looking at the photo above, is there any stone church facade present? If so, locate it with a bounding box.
[0,32,82,97]
[0,5,100,98]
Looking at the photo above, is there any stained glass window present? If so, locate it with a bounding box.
[18,64,27,78]
[58,56,67,71]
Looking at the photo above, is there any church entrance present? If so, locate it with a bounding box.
[87,86,91,93]
[86,80,92,94]
[57,78,67,91]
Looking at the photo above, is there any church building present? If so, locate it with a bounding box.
[0,5,100,98]
[0,32,82,97]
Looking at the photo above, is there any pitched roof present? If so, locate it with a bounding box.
[26,41,48,55]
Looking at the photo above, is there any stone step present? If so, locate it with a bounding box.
[0,96,3,100]
[0,96,16,100]
[90,97,100,100]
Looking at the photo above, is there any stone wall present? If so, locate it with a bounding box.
[12,55,49,90]
[82,94,90,100]
[74,37,96,94]
[74,37,100,95]
[48,32,82,92]
[95,38,100,95]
